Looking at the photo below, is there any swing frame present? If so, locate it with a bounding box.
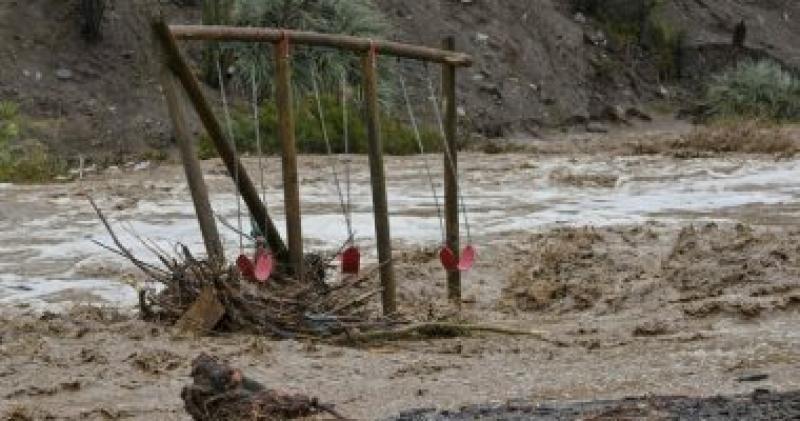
[153,20,472,315]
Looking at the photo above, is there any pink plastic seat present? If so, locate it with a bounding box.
[254,246,273,283]
[439,245,477,272]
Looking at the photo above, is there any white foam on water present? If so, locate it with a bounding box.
[1,155,799,307]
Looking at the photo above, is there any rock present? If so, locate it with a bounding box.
[586,122,609,133]
[584,30,607,47]
[737,373,769,382]
[626,107,653,122]
[55,68,73,80]
[602,104,628,123]
[133,161,151,171]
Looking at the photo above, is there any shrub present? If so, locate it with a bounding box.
[79,0,106,42]
[0,101,20,145]
[0,101,64,183]
[198,93,442,159]
[224,0,391,97]
[573,0,685,80]
[705,60,800,122]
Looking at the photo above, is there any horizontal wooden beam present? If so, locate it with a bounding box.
[169,25,473,67]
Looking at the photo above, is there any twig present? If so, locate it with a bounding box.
[331,289,381,314]
[89,239,168,276]
[215,212,254,241]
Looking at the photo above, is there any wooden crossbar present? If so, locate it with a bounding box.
[169,25,473,67]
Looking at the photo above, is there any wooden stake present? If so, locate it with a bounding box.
[274,36,304,281]
[442,37,461,304]
[362,49,396,315]
[160,68,224,265]
[153,20,289,263]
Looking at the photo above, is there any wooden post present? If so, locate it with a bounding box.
[362,48,396,315]
[160,68,225,265]
[153,20,289,263]
[442,37,461,304]
[274,35,304,280]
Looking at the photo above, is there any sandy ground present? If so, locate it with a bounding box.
[2,140,800,419]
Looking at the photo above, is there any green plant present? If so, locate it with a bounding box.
[198,93,442,158]
[224,0,391,97]
[574,0,685,81]
[705,60,800,122]
[645,14,686,80]
[0,100,20,145]
[0,101,65,183]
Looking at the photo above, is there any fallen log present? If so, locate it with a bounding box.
[182,354,347,420]
[333,322,550,345]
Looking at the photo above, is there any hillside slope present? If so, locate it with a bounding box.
[0,0,797,161]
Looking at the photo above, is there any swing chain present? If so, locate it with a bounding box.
[216,52,245,252]
[399,74,445,244]
[426,69,472,244]
[311,66,354,242]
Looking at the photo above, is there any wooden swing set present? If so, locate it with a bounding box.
[153,20,473,315]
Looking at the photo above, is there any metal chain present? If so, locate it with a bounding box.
[311,66,352,239]
[426,71,472,244]
[216,55,244,252]
[251,63,268,246]
[400,75,445,244]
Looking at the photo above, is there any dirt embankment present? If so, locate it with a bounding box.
[1,0,799,160]
[376,0,800,137]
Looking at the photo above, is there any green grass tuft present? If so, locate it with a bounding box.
[0,101,65,183]
[705,60,800,122]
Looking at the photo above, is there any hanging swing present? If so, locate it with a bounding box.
[217,55,273,282]
[250,62,274,282]
[310,66,360,275]
[400,69,476,273]
[427,71,476,272]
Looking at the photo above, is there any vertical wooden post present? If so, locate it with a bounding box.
[153,20,289,263]
[160,68,225,265]
[442,36,461,304]
[362,48,396,315]
[274,36,304,281]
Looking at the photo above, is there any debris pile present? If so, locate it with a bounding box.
[182,354,346,420]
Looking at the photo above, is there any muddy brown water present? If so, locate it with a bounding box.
[1,153,800,419]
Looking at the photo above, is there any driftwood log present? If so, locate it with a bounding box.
[182,354,346,420]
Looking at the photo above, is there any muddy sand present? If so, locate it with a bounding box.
[2,221,800,420]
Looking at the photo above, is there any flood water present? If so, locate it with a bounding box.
[1,153,799,308]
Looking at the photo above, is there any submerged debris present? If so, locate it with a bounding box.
[182,354,346,420]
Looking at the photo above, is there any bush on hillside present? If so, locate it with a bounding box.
[0,101,64,183]
[223,0,391,97]
[705,60,800,122]
[572,0,685,80]
[198,93,442,159]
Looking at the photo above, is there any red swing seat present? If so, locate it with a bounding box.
[236,239,274,283]
[236,253,255,280]
[341,245,361,275]
[439,244,477,272]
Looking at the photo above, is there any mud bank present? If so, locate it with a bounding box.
[2,221,800,420]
